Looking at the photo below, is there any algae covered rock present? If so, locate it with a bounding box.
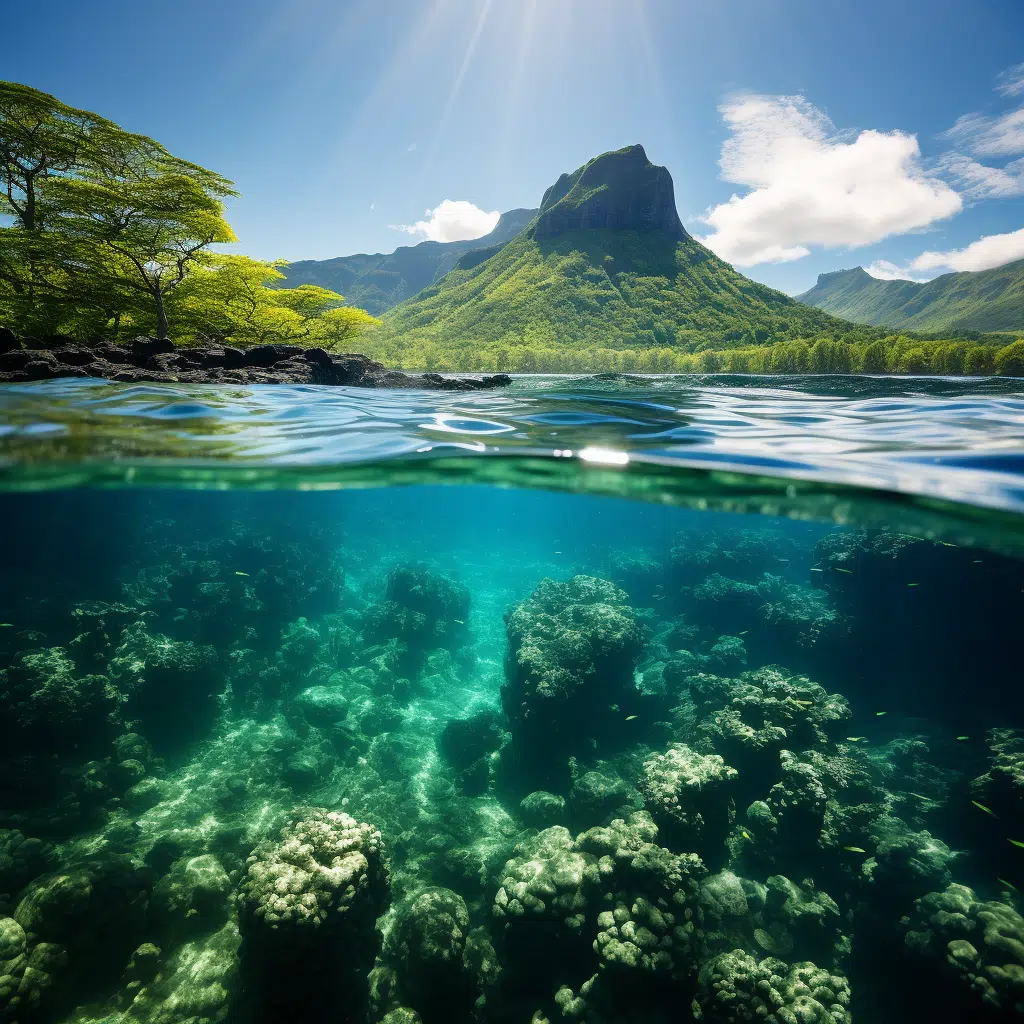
[0,647,121,757]
[151,854,232,940]
[295,685,349,727]
[519,791,566,828]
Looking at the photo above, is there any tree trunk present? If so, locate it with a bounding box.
[154,289,169,340]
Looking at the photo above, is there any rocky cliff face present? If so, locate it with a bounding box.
[533,144,687,240]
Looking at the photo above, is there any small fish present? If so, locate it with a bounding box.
[846,736,867,742]
[972,801,999,818]
[836,568,854,574]
[810,568,824,573]
[1009,839,1024,850]
[654,584,664,590]
[998,878,1018,891]
[625,715,638,722]
[908,792,930,801]
[453,619,465,625]
[235,571,249,576]
[654,594,665,601]
[742,830,751,840]
[876,711,887,716]
[940,541,958,547]
[956,735,969,741]
[843,846,867,854]
[791,699,813,707]
[738,630,748,635]
[907,582,920,587]
[553,551,562,555]
[973,560,983,564]
[0,623,12,627]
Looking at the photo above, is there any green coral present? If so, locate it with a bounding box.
[640,742,737,864]
[238,808,388,939]
[693,950,851,1023]
[904,883,1024,1012]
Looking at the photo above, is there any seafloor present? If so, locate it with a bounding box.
[1,487,1022,1024]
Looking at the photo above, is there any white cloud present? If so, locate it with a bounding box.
[997,61,1024,98]
[369,202,376,211]
[946,108,1024,158]
[865,260,928,282]
[390,199,500,243]
[937,153,1024,199]
[407,142,417,152]
[911,226,1024,273]
[699,94,962,266]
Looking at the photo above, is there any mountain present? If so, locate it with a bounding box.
[279,208,537,316]
[372,145,851,356]
[797,261,1024,333]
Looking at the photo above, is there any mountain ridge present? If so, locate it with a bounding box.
[798,260,1024,333]
[279,208,537,316]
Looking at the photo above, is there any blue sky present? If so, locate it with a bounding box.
[4,0,1024,294]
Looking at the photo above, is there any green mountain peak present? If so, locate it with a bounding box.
[370,146,850,361]
[534,144,687,240]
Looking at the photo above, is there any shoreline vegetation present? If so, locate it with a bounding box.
[2,82,1023,379]
[357,333,1024,376]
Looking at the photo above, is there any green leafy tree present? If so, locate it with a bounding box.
[994,339,1024,377]
[46,141,237,338]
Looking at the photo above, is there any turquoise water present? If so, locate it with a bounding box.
[1,374,1024,1024]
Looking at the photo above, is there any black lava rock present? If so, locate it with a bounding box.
[0,330,511,390]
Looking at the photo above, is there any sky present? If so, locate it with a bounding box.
[4,0,1024,294]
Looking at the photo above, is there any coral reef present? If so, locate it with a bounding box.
[640,743,737,867]
[0,510,1020,1024]
[693,951,851,1023]
[501,576,643,793]
[904,883,1024,1013]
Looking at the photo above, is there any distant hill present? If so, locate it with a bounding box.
[797,261,1024,333]
[372,145,851,355]
[279,209,537,316]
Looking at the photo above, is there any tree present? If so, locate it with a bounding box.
[48,143,237,339]
[0,81,238,339]
[994,339,1024,377]
[861,340,888,374]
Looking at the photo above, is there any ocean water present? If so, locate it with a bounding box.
[1,373,1024,1024]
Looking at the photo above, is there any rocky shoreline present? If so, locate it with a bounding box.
[0,329,510,389]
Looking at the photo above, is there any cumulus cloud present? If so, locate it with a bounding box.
[391,199,500,243]
[937,153,1024,199]
[865,260,928,282]
[699,94,962,266]
[910,226,1024,273]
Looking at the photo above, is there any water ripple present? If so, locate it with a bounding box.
[0,374,1023,511]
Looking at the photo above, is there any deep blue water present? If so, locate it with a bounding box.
[1,375,1023,1024]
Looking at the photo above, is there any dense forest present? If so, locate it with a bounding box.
[358,331,1024,376]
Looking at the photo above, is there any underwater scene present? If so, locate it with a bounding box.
[1,376,1024,1024]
